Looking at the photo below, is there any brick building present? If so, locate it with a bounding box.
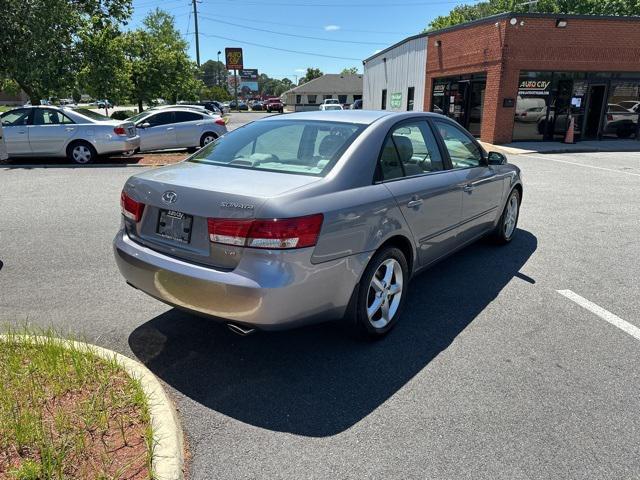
[364,13,640,144]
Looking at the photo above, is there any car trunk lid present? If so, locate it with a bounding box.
[124,162,320,269]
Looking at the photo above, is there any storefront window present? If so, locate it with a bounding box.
[602,81,639,139]
[430,75,486,136]
[512,72,552,141]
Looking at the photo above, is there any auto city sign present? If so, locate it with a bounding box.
[518,80,551,96]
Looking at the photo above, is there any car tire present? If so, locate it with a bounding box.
[348,246,409,339]
[490,188,520,244]
[200,132,217,148]
[67,141,97,164]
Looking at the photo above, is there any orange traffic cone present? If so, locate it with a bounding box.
[564,116,575,144]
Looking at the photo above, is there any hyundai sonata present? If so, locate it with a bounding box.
[114,111,522,337]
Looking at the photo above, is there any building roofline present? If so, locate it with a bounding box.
[282,73,363,96]
[363,12,640,63]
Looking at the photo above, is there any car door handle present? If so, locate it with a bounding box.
[407,199,423,208]
[65,127,75,131]
[166,127,174,131]
[463,184,474,193]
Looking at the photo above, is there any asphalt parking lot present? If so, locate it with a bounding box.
[1,149,639,479]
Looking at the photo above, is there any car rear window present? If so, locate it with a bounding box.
[71,108,111,121]
[189,120,366,176]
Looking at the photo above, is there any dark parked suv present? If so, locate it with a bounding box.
[264,99,284,113]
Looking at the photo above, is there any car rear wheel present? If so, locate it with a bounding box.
[349,246,409,338]
[490,188,520,244]
[200,132,217,147]
[67,141,97,164]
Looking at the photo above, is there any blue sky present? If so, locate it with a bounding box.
[129,0,475,80]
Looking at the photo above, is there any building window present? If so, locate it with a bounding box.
[353,95,362,101]
[308,95,317,104]
[407,87,415,111]
[296,95,301,104]
[323,94,332,101]
[381,89,387,110]
[338,95,347,104]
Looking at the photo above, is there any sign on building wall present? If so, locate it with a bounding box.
[390,92,403,109]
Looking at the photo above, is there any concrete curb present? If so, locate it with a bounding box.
[1,163,164,169]
[0,335,184,480]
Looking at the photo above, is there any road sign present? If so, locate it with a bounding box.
[225,48,243,70]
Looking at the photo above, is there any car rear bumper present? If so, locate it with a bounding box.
[113,230,371,330]
[96,136,140,155]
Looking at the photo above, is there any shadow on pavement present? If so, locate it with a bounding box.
[1,152,186,168]
[129,230,537,437]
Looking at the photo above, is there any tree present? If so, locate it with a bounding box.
[341,67,359,75]
[200,85,232,102]
[299,67,323,85]
[0,0,132,102]
[201,60,228,88]
[126,9,201,111]
[78,22,131,105]
[427,0,640,30]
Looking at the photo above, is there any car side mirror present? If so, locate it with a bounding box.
[139,122,151,129]
[487,151,507,165]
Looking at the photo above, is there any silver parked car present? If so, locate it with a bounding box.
[126,107,227,153]
[114,111,522,337]
[0,106,139,163]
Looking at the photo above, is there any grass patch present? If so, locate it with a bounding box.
[0,329,153,479]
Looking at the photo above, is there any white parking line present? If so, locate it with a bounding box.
[525,154,640,177]
[558,289,640,341]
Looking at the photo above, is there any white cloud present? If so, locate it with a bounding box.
[295,68,306,73]
[324,25,340,31]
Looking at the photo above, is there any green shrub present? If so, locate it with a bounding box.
[110,109,136,120]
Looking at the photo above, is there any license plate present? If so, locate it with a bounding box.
[157,210,193,243]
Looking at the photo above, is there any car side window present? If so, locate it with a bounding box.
[378,121,444,181]
[33,109,74,125]
[434,121,483,168]
[1,109,30,126]
[146,112,174,127]
[174,111,202,123]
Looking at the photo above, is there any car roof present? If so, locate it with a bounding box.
[260,110,432,125]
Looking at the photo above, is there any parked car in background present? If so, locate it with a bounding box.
[264,98,284,113]
[95,99,112,109]
[229,100,249,111]
[350,99,363,110]
[114,110,522,337]
[0,121,7,162]
[320,104,343,111]
[251,102,264,111]
[538,103,637,138]
[124,107,227,154]
[322,99,340,106]
[515,106,546,122]
[0,106,139,164]
[619,100,640,113]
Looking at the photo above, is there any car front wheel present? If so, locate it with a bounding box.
[200,132,217,147]
[349,246,409,338]
[491,188,520,244]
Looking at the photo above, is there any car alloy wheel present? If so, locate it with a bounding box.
[72,145,93,164]
[366,258,404,329]
[504,193,519,238]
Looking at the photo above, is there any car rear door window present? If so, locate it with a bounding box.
[33,109,74,125]
[147,112,174,127]
[174,111,203,123]
[434,121,483,168]
[378,121,444,181]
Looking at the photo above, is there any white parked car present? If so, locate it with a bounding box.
[0,106,139,163]
[125,107,227,154]
[319,104,344,111]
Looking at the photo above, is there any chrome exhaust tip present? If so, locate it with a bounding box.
[227,323,256,336]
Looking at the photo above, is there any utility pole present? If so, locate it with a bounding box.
[192,0,200,67]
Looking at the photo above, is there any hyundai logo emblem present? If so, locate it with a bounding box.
[162,191,178,204]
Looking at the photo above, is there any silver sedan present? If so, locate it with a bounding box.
[114,111,522,338]
[126,107,228,153]
[0,106,139,164]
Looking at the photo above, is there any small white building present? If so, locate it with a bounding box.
[282,74,363,111]
[363,33,428,112]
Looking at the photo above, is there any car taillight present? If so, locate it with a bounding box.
[207,214,324,249]
[114,126,127,136]
[120,191,145,222]
[215,118,226,126]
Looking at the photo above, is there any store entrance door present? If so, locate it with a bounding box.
[584,85,606,139]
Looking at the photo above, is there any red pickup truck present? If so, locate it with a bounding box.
[264,98,284,113]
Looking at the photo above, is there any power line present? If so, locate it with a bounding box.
[208,0,481,6]
[198,14,390,45]
[198,32,363,60]
[209,13,407,35]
